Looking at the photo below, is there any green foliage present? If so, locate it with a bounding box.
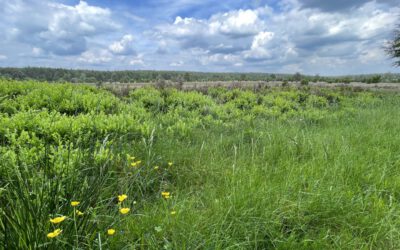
[364,75,382,84]
[0,79,399,249]
[300,79,309,86]
[386,23,400,67]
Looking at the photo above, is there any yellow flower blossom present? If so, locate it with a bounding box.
[131,160,142,167]
[170,211,176,215]
[71,201,80,207]
[127,154,135,161]
[154,166,159,170]
[118,194,128,203]
[161,192,171,199]
[47,229,62,238]
[107,229,116,236]
[50,216,66,224]
[120,208,130,214]
[168,162,173,167]
[76,210,84,216]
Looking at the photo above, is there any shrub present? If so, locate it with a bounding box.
[301,79,309,86]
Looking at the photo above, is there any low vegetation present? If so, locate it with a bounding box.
[1,80,400,249]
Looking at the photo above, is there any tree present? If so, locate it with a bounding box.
[386,23,400,67]
[183,72,191,82]
[293,72,302,82]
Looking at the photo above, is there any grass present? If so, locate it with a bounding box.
[1,80,400,249]
[132,104,400,249]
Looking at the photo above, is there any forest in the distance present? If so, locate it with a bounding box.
[0,67,399,84]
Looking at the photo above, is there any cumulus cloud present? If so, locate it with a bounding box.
[156,8,270,53]
[129,56,145,66]
[200,53,243,66]
[31,47,43,57]
[78,49,112,64]
[2,0,118,56]
[109,35,136,55]
[153,0,399,73]
[243,31,275,60]
[170,61,184,67]
[209,9,266,37]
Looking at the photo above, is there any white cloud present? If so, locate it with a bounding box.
[209,9,265,37]
[154,0,399,73]
[3,0,118,55]
[244,31,275,60]
[0,55,7,60]
[251,31,274,50]
[200,53,242,66]
[157,8,270,52]
[78,49,112,64]
[109,35,136,55]
[32,47,42,56]
[170,61,184,67]
[129,58,145,66]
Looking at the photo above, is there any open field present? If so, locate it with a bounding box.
[103,81,400,93]
[1,80,400,249]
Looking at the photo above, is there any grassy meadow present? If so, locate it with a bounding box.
[1,80,400,249]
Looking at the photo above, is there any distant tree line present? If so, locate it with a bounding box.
[0,67,398,84]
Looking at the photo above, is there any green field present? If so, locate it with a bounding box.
[1,80,400,249]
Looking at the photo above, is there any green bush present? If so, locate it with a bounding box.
[301,79,309,86]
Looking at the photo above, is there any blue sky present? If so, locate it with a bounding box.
[0,0,399,75]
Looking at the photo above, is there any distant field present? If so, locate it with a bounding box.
[1,80,400,249]
[102,81,400,96]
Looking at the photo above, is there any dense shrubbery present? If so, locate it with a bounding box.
[1,80,398,249]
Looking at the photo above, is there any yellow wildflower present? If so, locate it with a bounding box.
[168,162,173,167]
[161,192,171,199]
[131,160,141,167]
[50,216,66,224]
[118,194,128,203]
[127,154,135,161]
[171,211,176,215]
[71,201,80,207]
[154,166,159,170]
[47,229,62,238]
[120,208,130,214]
[107,229,116,236]
[76,210,84,216]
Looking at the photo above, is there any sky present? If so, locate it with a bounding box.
[0,0,399,75]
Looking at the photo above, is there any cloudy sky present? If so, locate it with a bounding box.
[0,0,399,75]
